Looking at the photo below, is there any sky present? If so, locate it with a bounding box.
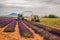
[0,0,60,17]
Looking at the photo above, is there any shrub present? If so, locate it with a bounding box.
[48,36,55,40]
[46,28,51,31]
[5,28,13,32]
[37,30,43,34]
[43,34,55,40]
[37,30,46,36]
[23,31,32,38]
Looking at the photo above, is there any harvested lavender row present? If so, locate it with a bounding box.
[23,20,60,40]
[18,20,33,38]
[4,20,16,32]
[25,20,60,37]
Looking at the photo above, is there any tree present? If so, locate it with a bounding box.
[42,14,59,18]
[48,14,58,18]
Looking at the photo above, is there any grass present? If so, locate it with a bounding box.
[40,18,60,28]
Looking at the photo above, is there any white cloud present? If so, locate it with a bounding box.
[0,0,60,8]
[0,0,47,8]
[0,0,60,17]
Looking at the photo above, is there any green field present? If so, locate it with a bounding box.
[39,18,60,28]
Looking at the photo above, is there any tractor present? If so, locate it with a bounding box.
[31,15,40,22]
[18,14,24,20]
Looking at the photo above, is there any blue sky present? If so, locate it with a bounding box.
[0,0,60,17]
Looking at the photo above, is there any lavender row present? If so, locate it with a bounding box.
[23,20,60,40]
[0,18,15,28]
[0,17,14,23]
[26,20,60,37]
[4,20,16,32]
[18,20,33,38]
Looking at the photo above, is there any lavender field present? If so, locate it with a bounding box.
[0,17,60,40]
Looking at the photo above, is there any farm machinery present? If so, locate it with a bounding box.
[18,14,24,20]
[31,15,40,22]
[17,11,40,22]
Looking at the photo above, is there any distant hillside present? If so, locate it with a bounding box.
[8,13,18,17]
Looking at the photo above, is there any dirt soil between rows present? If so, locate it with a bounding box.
[0,22,43,40]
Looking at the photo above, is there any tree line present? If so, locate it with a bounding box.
[42,14,59,18]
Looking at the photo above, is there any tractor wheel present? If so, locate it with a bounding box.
[35,20,40,22]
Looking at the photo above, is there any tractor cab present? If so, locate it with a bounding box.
[31,15,40,22]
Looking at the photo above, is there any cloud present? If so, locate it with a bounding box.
[0,0,60,17]
[0,0,6,1]
[25,0,60,4]
[0,0,60,8]
[0,0,49,8]
[43,0,60,4]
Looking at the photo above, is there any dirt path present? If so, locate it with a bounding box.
[22,22,44,40]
